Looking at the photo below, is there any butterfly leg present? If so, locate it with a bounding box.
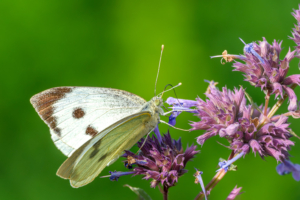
[135,127,156,155]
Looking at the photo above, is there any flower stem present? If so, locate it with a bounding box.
[257,84,297,130]
[264,91,270,116]
[194,170,227,200]
[163,185,168,200]
[194,152,234,200]
[268,84,297,118]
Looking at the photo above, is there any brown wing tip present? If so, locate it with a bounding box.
[30,87,73,110]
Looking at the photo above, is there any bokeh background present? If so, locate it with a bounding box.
[1,1,300,199]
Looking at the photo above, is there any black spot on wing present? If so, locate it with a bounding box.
[72,108,85,119]
[86,125,98,137]
[54,128,61,137]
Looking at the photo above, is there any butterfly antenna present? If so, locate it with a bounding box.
[162,83,182,106]
[154,44,164,96]
[158,82,182,98]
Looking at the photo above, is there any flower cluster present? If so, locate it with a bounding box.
[221,38,300,111]
[168,83,294,162]
[108,130,199,191]
[123,131,199,189]
[291,5,300,53]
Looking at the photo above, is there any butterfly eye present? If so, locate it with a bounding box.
[155,99,160,106]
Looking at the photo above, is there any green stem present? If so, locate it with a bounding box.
[257,84,297,130]
[194,151,235,200]
[194,170,227,200]
[264,91,271,116]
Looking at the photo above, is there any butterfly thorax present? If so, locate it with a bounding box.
[139,96,163,130]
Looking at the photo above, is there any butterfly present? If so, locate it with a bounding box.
[30,86,165,187]
[29,45,184,188]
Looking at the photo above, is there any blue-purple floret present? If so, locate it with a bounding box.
[123,132,199,188]
[276,159,300,181]
[226,185,243,200]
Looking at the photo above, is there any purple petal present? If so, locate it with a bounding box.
[282,86,298,111]
[265,146,285,162]
[165,97,198,107]
[284,48,296,62]
[145,171,160,180]
[279,58,289,80]
[260,40,270,57]
[249,139,263,156]
[174,154,185,167]
[276,159,300,181]
[291,110,300,118]
[283,75,300,85]
[226,185,243,200]
[241,144,250,154]
[167,170,178,185]
[183,145,199,166]
[271,82,283,99]
[257,78,267,90]
[196,131,216,145]
[219,123,240,137]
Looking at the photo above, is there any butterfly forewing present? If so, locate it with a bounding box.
[57,112,152,188]
[30,87,147,156]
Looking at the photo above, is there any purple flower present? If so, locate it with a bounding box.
[290,5,300,53]
[213,37,300,111]
[191,83,246,145]
[191,83,294,162]
[276,159,300,181]
[226,185,243,200]
[123,131,199,189]
[166,97,198,126]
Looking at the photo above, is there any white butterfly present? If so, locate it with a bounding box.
[30,86,164,187]
[29,45,188,188]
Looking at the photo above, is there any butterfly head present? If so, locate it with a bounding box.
[154,96,163,107]
[140,96,164,116]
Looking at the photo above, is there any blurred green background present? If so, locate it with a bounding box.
[1,0,300,199]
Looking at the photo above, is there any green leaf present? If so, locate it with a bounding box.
[124,184,152,200]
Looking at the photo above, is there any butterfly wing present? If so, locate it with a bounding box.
[56,111,153,188]
[30,87,146,156]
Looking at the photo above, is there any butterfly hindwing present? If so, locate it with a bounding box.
[30,87,147,156]
[56,111,152,188]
